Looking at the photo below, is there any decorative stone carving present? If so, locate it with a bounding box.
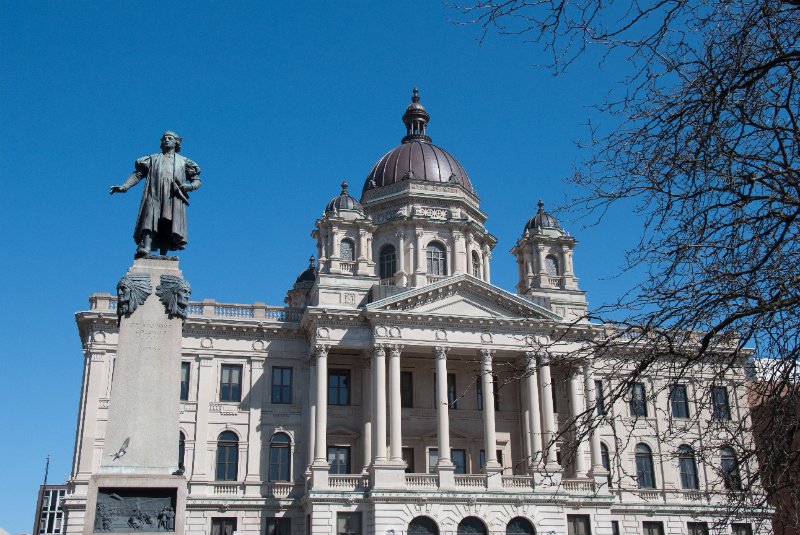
[156,275,191,320]
[94,488,177,532]
[434,329,447,341]
[480,332,493,344]
[116,273,152,323]
[200,337,213,349]
[317,327,331,339]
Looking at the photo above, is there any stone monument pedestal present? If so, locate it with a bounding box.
[85,257,190,534]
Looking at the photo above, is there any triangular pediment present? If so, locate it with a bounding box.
[366,274,561,321]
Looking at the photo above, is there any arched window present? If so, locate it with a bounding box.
[600,442,612,487]
[216,431,239,481]
[457,517,487,535]
[339,239,354,262]
[506,517,535,534]
[678,445,699,489]
[635,443,656,488]
[178,431,186,470]
[379,244,396,279]
[471,251,482,279]
[426,242,447,276]
[269,432,291,482]
[721,446,741,490]
[408,516,439,535]
[544,254,559,276]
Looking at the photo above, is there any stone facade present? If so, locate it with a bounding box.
[63,94,768,535]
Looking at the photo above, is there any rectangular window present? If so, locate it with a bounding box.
[266,518,291,535]
[479,449,503,469]
[670,384,690,418]
[712,386,731,420]
[337,513,362,535]
[567,515,592,535]
[595,380,605,415]
[180,362,190,401]
[731,524,752,535]
[433,373,457,409]
[401,371,413,408]
[402,447,415,473]
[328,369,351,406]
[211,518,237,535]
[271,367,293,404]
[428,448,439,474]
[642,522,664,535]
[219,364,242,402]
[687,522,709,535]
[452,449,466,474]
[327,446,351,474]
[630,382,648,417]
[611,521,620,535]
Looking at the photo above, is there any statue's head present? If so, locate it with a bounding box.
[116,273,152,323]
[160,130,183,153]
[156,275,192,320]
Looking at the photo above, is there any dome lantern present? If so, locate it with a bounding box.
[401,87,431,143]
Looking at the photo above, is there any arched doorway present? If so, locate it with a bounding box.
[408,516,439,535]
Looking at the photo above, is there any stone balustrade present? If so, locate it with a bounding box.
[329,474,369,490]
[405,474,438,489]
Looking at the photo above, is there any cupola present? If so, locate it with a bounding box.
[325,182,364,217]
[284,255,317,307]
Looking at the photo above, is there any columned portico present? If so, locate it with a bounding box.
[309,344,329,488]
[434,346,456,489]
[387,344,404,463]
[524,351,543,470]
[480,349,502,489]
[371,344,406,488]
[371,345,388,463]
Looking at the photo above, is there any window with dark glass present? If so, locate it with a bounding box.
[678,445,699,489]
[339,239,354,262]
[327,446,351,474]
[594,379,605,415]
[545,255,559,276]
[630,382,648,417]
[471,251,482,279]
[211,518,236,535]
[402,447,415,473]
[426,242,447,276]
[479,449,503,470]
[477,374,500,411]
[337,512,361,535]
[712,386,731,420]
[328,369,351,405]
[266,518,291,535]
[180,362,190,401]
[670,384,690,418]
[611,521,620,535]
[428,448,439,474]
[507,517,535,535]
[635,443,656,488]
[642,522,664,535]
[566,515,592,535]
[271,367,293,404]
[401,371,413,408]
[379,244,396,279]
[600,442,612,487]
[731,524,752,535]
[269,432,291,481]
[452,449,467,474]
[38,488,65,534]
[457,517,487,535]
[688,522,709,535]
[215,431,238,481]
[178,431,185,470]
[721,446,741,490]
[409,517,440,535]
[219,364,242,402]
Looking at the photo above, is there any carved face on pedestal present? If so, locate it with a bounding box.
[156,274,192,320]
[115,273,152,324]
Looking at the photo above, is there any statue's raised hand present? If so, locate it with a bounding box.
[109,185,127,195]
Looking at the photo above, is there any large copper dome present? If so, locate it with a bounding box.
[362,89,475,196]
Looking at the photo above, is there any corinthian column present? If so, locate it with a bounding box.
[435,346,455,489]
[583,363,605,479]
[538,353,560,469]
[372,345,387,462]
[524,351,543,469]
[310,344,330,489]
[388,344,404,462]
[568,366,588,477]
[480,349,501,489]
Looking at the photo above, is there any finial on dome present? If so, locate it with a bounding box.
[308,255,315,268]
[341,181,349,193]
[402,87,431,144]
[537,199,545,212]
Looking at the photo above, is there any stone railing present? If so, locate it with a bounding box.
[548,276,562,288]
[455,474,486,488]
[379,278,396,286]
[209,402,240,415]
[329,474,369,490]
[427,275,446,283]
[502,475,535,489]
[213,484,239,495]
[264,482,297,498]
[562,479,596,493]
[88,293,301,322]
[406,474,438,488]
[339,262,356,274]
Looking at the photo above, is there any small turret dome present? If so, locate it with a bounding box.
[523,200,562,233]
[295,255,317,284]
[363,88,474,196]
[325,182,364,215]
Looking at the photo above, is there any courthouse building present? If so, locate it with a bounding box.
[64,92,765,534]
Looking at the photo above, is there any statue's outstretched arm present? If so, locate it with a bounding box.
[109,171,144,195]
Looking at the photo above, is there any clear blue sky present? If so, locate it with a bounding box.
[0,2,640,532]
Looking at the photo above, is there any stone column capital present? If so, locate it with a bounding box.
[373,344,386,358]
[314,344,329,359]
[387,344,404,356]
[479,348,494,362]
[434,346,449,360]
